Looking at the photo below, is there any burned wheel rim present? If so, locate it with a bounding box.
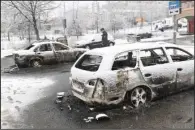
[131,87,147,108]
[32,60,41,68]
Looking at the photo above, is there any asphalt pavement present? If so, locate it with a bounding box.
[1,62,194,129]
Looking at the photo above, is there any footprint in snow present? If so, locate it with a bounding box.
[16,100,22,104]
[15,106,20,111]
[7,96,13,102]
[13,90,17,95]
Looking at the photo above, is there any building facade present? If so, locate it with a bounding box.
[176,1,194,34]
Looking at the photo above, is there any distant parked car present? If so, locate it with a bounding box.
[56,36,68,45]
[137,33,152,39]
[73,33,115,49]
[70,42,194,107]
[13,41,87,68]
[127,34,141,42]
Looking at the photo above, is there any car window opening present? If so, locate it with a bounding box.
[140,48,169,67]
[112,51,137,70]
[165,47,194,62]
[40,44,52,52]
[75,54,103,72]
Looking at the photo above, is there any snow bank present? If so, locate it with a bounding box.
[1,49,14,58]
[1,37,30,59]
[114,39,129,45]
[1,76,55,126]
[141,36,171,42]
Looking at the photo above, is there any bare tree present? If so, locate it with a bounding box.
[2,1,59,40]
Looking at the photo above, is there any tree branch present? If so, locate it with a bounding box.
[10,1,33,24]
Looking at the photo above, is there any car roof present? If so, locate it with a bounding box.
[85,42,177,56]
[32,41,66,46]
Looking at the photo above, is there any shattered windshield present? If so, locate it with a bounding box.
[75,54,102,72]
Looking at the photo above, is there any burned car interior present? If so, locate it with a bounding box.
[165,47,194,62]
[140,48,169,67]
[112,51,137,70]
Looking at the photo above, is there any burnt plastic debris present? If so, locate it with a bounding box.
[55,92,65,110]
[96,113,110,121]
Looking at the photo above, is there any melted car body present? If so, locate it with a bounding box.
[70,42,194,106]
[13,41,87,67]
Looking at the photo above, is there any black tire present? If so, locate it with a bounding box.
[31,60,42,68]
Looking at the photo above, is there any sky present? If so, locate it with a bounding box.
[52,1,107,18]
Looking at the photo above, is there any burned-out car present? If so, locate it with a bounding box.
[13,41,87,67]
[70,42,194,107]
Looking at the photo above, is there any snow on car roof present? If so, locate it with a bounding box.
[86,42,177,56]
[32,41,65,46]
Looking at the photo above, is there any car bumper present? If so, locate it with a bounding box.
[69,77,123,105]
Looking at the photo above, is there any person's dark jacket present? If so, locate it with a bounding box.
[102,30,108,43]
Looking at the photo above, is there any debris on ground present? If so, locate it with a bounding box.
[55,92,65,104]
[89,107,95,111]
[185,117,192,123]
[55,92,66,111]
[96,113,110,121]
[3,64,19,73]
[123,105,134,110]
[83,117,95,123]
[67,105,72,111]
[123,106,127,110]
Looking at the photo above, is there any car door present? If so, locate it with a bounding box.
[52,43,75,62]
[165,47,194,91]
[36,43,56,64]
[139,47,176,97]
[108,50,149,96]
[91,34,103,48]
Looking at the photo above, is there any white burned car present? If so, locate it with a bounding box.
[13,41,87,67]
[70,42,194,107]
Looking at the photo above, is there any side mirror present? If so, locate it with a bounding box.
[92,39,95,41]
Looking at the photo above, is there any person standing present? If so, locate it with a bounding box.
[100,28,108,47]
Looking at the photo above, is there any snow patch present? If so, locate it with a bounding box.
[1,49,14,58]
[114,39,129,45]
[1,76,55,124]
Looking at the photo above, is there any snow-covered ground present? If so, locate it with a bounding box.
[1,49,15,58]
[1,37,30,58]
[1,75,55,128]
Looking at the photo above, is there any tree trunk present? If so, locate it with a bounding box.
[28,23,31,43]
[7,31,10,41]
[32,16,40,40]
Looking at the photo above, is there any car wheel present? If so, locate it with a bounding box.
[109,42,114,46]
[85,45,90,49]
[31,60,42,68]
[130,87,148,108]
